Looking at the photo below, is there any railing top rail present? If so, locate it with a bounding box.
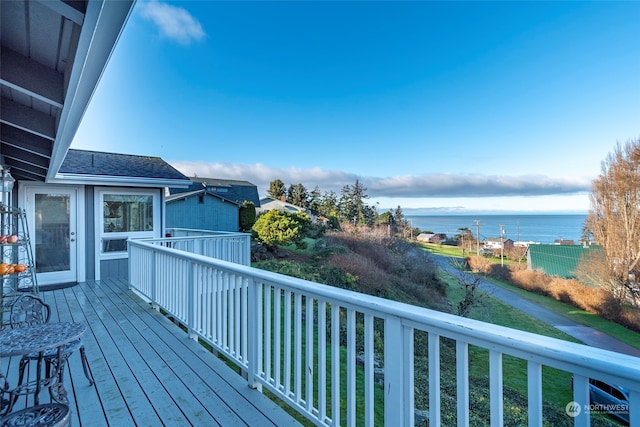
[138,234,249,243]
[165,227,248,236]
[128,238,640,391]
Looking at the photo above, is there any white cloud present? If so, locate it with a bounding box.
[367,174,593,198]
[170,160,594,201]
[138,0,205,45]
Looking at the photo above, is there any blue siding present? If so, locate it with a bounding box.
[101,258,128,279]
[166,195,239,232]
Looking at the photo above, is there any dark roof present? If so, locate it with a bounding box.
[168,177,260,206]
[528,244,603,279]
[59,149,188,181]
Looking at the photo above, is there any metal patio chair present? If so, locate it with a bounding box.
[9,295,93,395]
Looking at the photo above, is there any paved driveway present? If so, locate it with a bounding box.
[429,254,640,357]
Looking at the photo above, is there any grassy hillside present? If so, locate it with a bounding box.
[254,230,622,426]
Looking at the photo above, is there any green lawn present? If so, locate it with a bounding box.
[444,272,577,406]
[482,276,640,351]
[421,242,640,351]
[256,240,630,425]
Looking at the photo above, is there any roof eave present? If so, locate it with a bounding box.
[50,173,192,188]
[47,0,136,181]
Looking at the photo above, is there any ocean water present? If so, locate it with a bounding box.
[406,214,588,244]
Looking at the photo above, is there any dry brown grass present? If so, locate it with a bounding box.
[323,229,449,311]
[505,265,640,332]
[329,252,392,297]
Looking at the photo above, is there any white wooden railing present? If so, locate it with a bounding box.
[128,238,640,426]
[143,231,251,266]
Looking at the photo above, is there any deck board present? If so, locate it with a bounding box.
[4,278,301,427]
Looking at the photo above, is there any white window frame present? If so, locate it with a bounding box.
[94,187,161,264]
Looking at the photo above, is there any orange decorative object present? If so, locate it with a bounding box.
[13,264,28,273]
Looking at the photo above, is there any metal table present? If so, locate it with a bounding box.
[0,322,87,414]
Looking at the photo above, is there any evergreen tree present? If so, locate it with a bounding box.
[253,210,311,249]
[289,183,308,208]
[308,186,322,214]
[267,179,286,200]
[338,180,371,226]
[239,201,256,232]
[319,190,338,218]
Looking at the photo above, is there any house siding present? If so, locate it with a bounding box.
[101,258,128,279]
[166,195,239,232]
[85,186,96,280]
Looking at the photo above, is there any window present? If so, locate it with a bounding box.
[103,194,154,233]
[97,189,160,257]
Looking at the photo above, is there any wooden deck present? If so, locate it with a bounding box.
[5,278,300,427]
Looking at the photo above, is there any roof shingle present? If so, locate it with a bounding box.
[59,149,188,181]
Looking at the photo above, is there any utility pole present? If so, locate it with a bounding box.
[474,220,481,255]
[500,224,505,266]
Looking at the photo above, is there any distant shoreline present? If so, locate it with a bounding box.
[400,211,588,216]
[406,213,587,244]
[405,213,587,217]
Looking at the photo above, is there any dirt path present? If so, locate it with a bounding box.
[430,254,640,357]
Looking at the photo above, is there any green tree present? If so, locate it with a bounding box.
[308,186,322,214]
[339,180,371,225]
[267,179,286,200]
[253,210,311,248]
[394,205,411,237]
[239,201,256,232]
[289,183,308,208]
[377,210,394,226]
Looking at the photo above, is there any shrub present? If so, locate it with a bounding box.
[467,255,494,274]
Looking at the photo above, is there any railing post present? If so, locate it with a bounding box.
[150,249,157,309]
[404,325,415,427]
[456,341,469,427]
[572,375,590,427]
[243,234,251,266]
[527,361,542,427]
[127,241,132,288]
[384,316,405,425]
[187,262,197,340]
[429,333,441,426]
[629,389,639,426]
[490,350,504,427]
[247,277,261,390]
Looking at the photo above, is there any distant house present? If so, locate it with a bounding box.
[166,177,260,232]
[527,244,602,279]
[166,190,242,232]
[416,233,444,244]
[257,197,307,215]
[554,239,575,245]
[483,237,514,251]
[169,177,260,206]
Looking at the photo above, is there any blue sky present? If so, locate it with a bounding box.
[72,1,640,214]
